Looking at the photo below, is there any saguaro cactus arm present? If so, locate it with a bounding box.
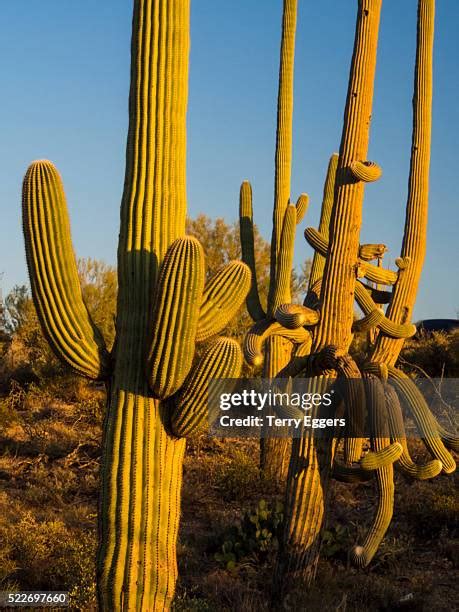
[239,181,266,322]
[371,0,435,367]
[307,153,338,291]
[22,161,110,380]
[268,0,298,314]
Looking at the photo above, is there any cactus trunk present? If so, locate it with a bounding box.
[98,1,190,609]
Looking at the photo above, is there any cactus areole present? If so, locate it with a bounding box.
[22,1,249,610]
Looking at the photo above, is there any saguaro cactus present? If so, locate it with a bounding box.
[22,2,250,610]
[275,0,384,591]
[353,0,457,567]
[239,0,314,481]
[273,0,457,597]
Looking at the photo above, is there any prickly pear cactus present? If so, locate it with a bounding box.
[22,2,250,610]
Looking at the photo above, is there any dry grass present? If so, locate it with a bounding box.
[0,375,457,611]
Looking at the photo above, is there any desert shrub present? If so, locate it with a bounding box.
[213,449,262,501]
[3,512,97,610]
[214,500,283,571]
[400,329,459,378]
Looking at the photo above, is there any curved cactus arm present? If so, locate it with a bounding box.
[360,442,403,470]
[169,337,242,437]
[385,384,442,479]
[365,363,456,473]
[351,375,395,568]
[336,355,365,463]
[305,227,398,286]
[349,160,382,183]
[275,303,320,329]
[352,308,384,333]
[146,236,205,398]
[196,261,251,342]
[22,160,110,380]
[243,320,310,367]
[332,460,373,483]
[239,181,266,322]
[359,243,387,262]
[351,463,394,567]
[307,153,339,292]
[437,425,459,452]
[269,0,298,312]
[354,283,416,339]
[295,193,309,225]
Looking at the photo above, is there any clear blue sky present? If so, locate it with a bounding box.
[0,1,457,320]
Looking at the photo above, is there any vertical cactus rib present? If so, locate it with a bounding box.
[314,0,382,353]
[372,0,435,366]
[22,160,110,380]
[307,153,339,291]
[260,335,294,481]
[295,193,309,225]
[239,181,266,321]
[270,205,297,314]
[268,0,298,316]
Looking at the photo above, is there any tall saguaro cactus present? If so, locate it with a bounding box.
[22,2,250,610]
[273,0,384,594]
[239,0,314,481]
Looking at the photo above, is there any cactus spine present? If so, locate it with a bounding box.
[22,2,250,610]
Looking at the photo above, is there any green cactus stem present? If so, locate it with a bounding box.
[349,160,382,182]
[146,236,206,398]
[196,261,251,342]
[307,153,338,292]
[275,303,320,329]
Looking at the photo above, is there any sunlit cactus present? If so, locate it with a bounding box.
[22,1,250,610]
[273,0,457,597]
[238,0,316,482]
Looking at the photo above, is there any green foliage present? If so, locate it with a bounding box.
[321,524,350,559]
[214,500,284,571]
[77,257,117,349]
[1,512,96,611]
